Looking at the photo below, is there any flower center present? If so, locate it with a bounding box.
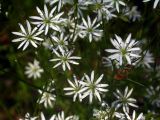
[44,19,50,24]
[59,40,65,45]
[26,35,33,41]
[95,3,103,10]
[121,48,127,56]
[89,83,96,92]
[121,97,128,103]
[61,56,68,62]
[45,93,50,99]
[87,28,93,33]
[74,87,81,92]
[32,67,39,72]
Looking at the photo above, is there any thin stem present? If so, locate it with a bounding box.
[126,78,145,87]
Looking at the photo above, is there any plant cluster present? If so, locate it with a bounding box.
[10,0,160,120]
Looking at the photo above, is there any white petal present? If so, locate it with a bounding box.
[53,62,62,68]
[49,7,57,17]
[36,6,44,18]
[95,74,104,84]
[30,41,38,48]
[125,33,131,45]
[87,16,91,28]
[95,90,101,102]
[125,55,131,64]
[40,112,45,120]
[91,71,95,83]
[154,0,159,8]
[12,32,25,36]
[68,60,79,65]
[26,20,31,34]
[12,38,25,42]
[82,17,88,28]
[23,41,29,50]
[19,23,26,34]
[105,49,119,53]
[30,16,43,20]
[33,36,43,41]
[45,24,49,35]
[44,5,48,18]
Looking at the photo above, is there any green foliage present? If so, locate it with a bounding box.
[1,0,160,119]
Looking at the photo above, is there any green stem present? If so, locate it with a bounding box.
[126,78,145,87]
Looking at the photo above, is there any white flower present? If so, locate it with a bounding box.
[78,16,103,42]
[79,71,109,103]
[56,111,78,120]
[12,20,44,51]
[93,105,125,120]
[143,0,159,9]
[56,111,68,120]
[30,5,64,35]
[46,0,73,11]
[69,0,89,18]
[69,115,79,120]
[69,25,85,42]
[64,75,84,102]
[137,51,154,69]
[51,32,69,52]
[48,0,74,11]
[125,110,144,120]
[47,0,63,11]
[88,0,117,21]
[42,37,54,50]
[64,16,76,28]
[112,86,138,113]
[50,49,81,71]
[124,6,141,22]
[65,16,87,42]
[41,111,79,120]
[25,59,44,79]
[40,112,56,120]
[107,0,126,13]
[146,86,160,107]
[102,7,117,21]
[105,34,141,65]
[64,16,84,41]
[38,81,56,108]
[19,113,38,120]
[93,109,107,120]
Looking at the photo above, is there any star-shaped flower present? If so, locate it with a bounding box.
[107,0,126,13]
[105,34,141,65]
[51,32,69,52]
[12,20,44,50]
[79,71,109,103]
[25,59,44,79]
[50,49,81,71]
[19,113,38,120]
[38,81,56,108]
[64,75,84,102]
[112,86,138,113]
[30,5,64,35]
[78,16,103,42]
[125,110,144,120]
